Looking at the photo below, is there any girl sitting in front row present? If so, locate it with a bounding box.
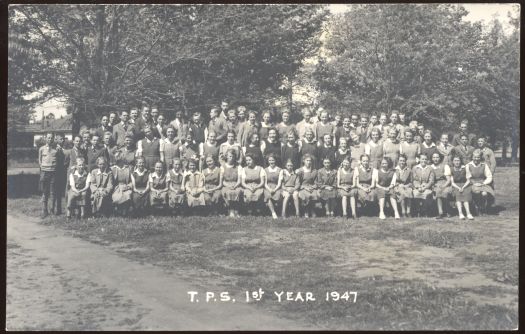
[184,158,206,212]
[281,159,301,218]
[352,154,376,217]
[202,155,223,214]
[90,156,114,217]
[131,156,150,216]
[111,152,133,216]
[221,149,243,218]
[317,157,337,217]
[149,161,169,212]
[264,154,282,219]
[431,152,452,218]
[297,154,318,218]
[411,153,435,217]
[67,157,91,219]
[168,158,186,214]
[374,157,400,220]
[450,156,474,220]
[337,156,356,218]
[394,154,413,218]
[241,153,266,215]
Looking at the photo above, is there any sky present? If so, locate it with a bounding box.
[33,3,520,120]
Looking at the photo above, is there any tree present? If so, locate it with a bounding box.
[9,5,328,133]
[314,4,515,138]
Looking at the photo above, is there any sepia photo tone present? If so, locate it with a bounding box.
[6,3,519,330]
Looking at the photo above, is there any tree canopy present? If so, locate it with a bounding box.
[9,4,328,130]
[315,4,519,147]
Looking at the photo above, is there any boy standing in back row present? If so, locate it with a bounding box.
[38,132,58,218]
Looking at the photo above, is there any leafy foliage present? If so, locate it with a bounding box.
[315,4,519,144]
[8,4,327,129]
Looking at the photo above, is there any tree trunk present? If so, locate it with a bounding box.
[71,104,81,136]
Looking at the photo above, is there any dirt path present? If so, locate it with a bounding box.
[6,215,307,330]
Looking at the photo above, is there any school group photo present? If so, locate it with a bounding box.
[7,3,519,331]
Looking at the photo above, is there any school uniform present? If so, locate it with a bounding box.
[67,168,90,209]
[431,163,452,199]
[244,144,264,167]
[349,142,366,170]
[299,139,319,168]
[149,172,169,207]
[316,168,337,201]
[119,147,137,167]
[131,169,150,210]
[400,141,420,169]
[281,170,300,195]
[317,144,337,168]
[242,165,266,203]
[419,142,438,160]
[334,149,351,170]
[365,141,383,169]
[169,119,187,143]
[219,142,242,164]
[202,167,222,205]
[153,123,168,140]
[466,162,494,197]
[276,123,297,144]
[111,165,132,205]
[382,139,401,167]
[351,126,369,144]
[264,166,282,201]
[160,138,181,170]
[89,168,114,215]
[296,119,316,141]
[113,122,134,148]
[335,126,352,145]
[258,123,273,142]
[315,122,335,143]
[297,167,318,204]
[179,142,200,169]
[436,143,454,166]
[411,164,435,199]
[451,131,476,147]
[237,122,259,148]
[184,170,206,207]
[221,164,243,202]
[394,166,413,202]
[451,144,475,165]
[261,139,282,167]
[187,122,206,145]
[168,169,186,207]
[200,142,220,168]
[105,144,119,167]
[451,166,472,202]
[137,137,161,172]
[337,167,355,197]
[86,144,109,172]
[207,117,228,143]
[375,168,396,199]
[351,165,377,203]
[281,143,301,170]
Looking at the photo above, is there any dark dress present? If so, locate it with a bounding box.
[245,145,264,167]
[352,166,377,203]
[317,145,337,168]
[263,140,282,167]
[281,143,301,170]
[202,167,222,204]
[317,168,337,200]
[376,169,395,199]
[149,173,168,207]
[451,166,472,202]
[394,166,413,201]
[298,168,318,204]
[299,139,318,169]
[168,170,185,206]
[132,170,150,210]
[140,138,161,172]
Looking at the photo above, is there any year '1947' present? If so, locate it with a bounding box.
[187,290,357,303]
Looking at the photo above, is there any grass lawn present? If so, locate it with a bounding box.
[7,167,519,330]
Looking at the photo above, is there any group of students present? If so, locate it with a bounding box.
[38,100,497,220]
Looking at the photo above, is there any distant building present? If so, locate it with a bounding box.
[12,114,74,147]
